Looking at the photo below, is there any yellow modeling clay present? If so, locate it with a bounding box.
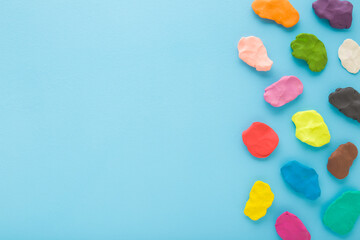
[292,110,330,147]
[244,181,274,221]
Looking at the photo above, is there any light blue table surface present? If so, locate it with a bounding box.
[0,0,359,239]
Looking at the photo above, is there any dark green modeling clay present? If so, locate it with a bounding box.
[323,191,360,235]
[291,33,328,72]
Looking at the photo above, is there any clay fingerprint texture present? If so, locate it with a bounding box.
[281,161,321,200]
[338,39,360,74]
[329,87,360,122]
[312,0,353,29]
[328,142,358,179]
[275,211,311,240]
[252,0,300,28]
[238,36,273,71]
[291,33,328,72]
[242,122,279,158]
[244,181,274,221]
[323,191,360,235]
[264,76,303,107]
[292,110,330,147]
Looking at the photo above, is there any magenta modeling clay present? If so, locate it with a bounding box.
[275,211,311,240]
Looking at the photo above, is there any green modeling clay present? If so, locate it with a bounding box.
[291,33,328,72]
[323,191,360,235]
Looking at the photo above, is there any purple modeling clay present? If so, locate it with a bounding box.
[312,0,353,29]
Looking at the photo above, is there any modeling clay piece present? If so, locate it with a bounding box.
[244,181,274,221]
[252,0,299,28]
[275,211,311,240]
[323,191,360,235]
[292,110,330,147]
[329,87,360,122]
[328,142,358,179]
[281,161,321,200]
[312,0,353,29]
[264,76,303,107]
[291,33,327,72]
[242,122,279,158]
[237,36,273,71]
[338,39,360,74]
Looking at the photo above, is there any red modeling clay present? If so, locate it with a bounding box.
[242,122,279,158]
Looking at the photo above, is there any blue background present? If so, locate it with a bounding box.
[0,0,359,239]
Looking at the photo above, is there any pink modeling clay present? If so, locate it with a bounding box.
[237,36,273,71]
[275,211,311,240]
[264,76,303,107]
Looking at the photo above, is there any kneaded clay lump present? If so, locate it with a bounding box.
[313,0,353,29]
[252,0,299,28]
[329,87,360,122]
[323,191,360,235]
[238,36,273,71]
[244,181,274,221]
[338,39,360,74]
[328,142,357,179]
[292,110,330,147]
[291,33,327,72]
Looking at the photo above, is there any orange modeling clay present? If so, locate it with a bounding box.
[252,0,299,28]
